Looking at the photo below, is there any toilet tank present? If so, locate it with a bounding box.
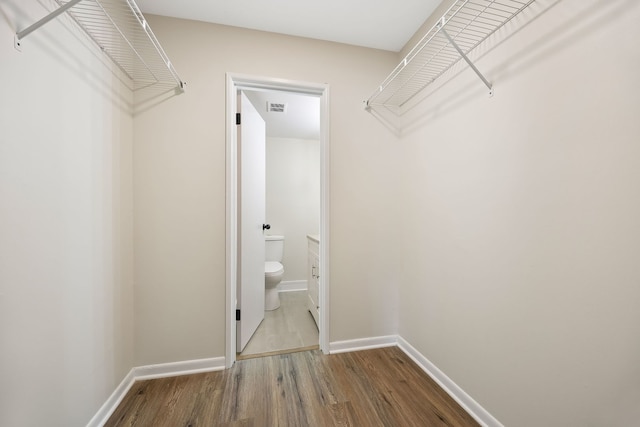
[265,235,284,262]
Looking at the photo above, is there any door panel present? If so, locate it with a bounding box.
[237,91,266,352]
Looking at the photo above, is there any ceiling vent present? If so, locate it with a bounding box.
[267,102,287,113]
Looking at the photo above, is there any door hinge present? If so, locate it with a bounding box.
[236,309,241,321]
[236,113,241,125]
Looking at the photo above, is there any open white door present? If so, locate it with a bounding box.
[237,91,266,352]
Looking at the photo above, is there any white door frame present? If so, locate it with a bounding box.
[225,73,330,367]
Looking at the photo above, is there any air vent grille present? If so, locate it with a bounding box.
[268,102,287,113]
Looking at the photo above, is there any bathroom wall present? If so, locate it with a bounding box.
[266,137,320,284]
[397,0,640,425]
[0,1,134,426]
[133,15,401,365]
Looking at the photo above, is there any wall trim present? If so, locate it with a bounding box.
[397,336,503,427]
[329,335,397,354]
[328,335,501,426]
[134,356,226,381]
[279,280,307,292]
[88,357,226,426]
[86,368,136,427]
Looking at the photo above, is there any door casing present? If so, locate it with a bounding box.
[225,73,330,367]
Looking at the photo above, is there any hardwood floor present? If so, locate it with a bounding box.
[105,346,480,426]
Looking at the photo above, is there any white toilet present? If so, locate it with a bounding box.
[264,235,285,311]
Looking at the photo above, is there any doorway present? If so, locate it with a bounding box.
[225,73,330,368]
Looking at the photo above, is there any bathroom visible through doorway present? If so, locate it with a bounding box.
[225,74,330,368]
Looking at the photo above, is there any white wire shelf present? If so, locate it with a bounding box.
[365,0,535,111]
[15,0,185,93]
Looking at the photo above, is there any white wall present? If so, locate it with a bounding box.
[133,16,400,365]
[396,0,640,425]
[266,137,320,282]
[0,1,134,426]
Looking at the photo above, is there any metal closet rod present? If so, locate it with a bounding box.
[16,0,83,42]
[14,0,185,92]
[365,0,534,111]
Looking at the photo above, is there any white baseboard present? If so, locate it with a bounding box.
[329,335,501,426]
[135,356,226,381]
[397,336,503,427]
[329,335,397,354]
[86,368,136,427]
[88,356,226,426]
[278,280,307,292]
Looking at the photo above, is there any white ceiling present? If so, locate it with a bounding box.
[136,0,443,52]
[134,0,444,138]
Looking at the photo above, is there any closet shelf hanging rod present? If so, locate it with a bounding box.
[15,0,83,48]
[365,0,535,111]
[14,0,185,92]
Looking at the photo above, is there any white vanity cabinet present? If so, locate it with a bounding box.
[307,235,320,328]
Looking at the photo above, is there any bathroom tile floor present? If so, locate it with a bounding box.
[239,290,319,358]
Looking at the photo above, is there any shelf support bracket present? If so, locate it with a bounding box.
[15,0,84,50]
[438,20,493,96]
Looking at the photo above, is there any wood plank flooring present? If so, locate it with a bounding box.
[105,346,480,426]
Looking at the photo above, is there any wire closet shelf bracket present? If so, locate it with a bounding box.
[365,0,535,113]
[15,0,185,93]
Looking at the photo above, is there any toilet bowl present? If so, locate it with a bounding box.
[265,235,285,311]
[264,261,284,310]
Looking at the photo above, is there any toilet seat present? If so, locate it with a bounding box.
[264,261,284,277]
